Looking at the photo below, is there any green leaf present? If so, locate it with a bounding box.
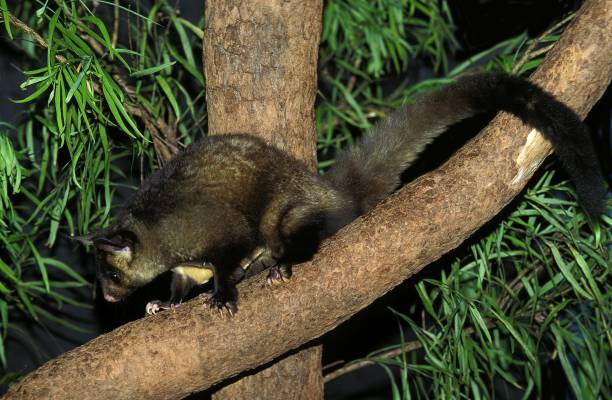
[0,299,8,337]
[155,75,180,119]
[416,282,440,325]
[95,0,158,24]
[0,334,5,368]
[175,17,203,39]
[54,72,65,134]
[100,76,137,139]
[43,257,88,285]
[47,184,71,246]
[28,241,49,293]
[0,0,13,40]
[35,0,50,17]
[99,71,142,139]
[568,245,602,300]
[130,61,176,78]
[468,304,492,344]
[13,80,52,104]
[56,23,93,56]
[490,309,535,362]
[0,258,17,282]
[47,8,61,73]
[172,16,195,68]
[546,241,592,300]
[0,281,11,295]
[81,16,130,70]
[19,74,52,89]
[65,56,92,103]
[17,288,38,320]
[551,325,582,399]
[166,44,204,85]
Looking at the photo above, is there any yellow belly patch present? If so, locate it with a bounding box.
[173,265,214,285]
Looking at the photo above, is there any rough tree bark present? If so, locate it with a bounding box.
[3,0,611,398]
[204,0,320,169]
[203,1,323,398]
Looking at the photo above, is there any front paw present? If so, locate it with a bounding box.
[146,300,180,315]
[200,292,238,315]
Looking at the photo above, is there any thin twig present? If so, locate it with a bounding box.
[323,340,423,383]
[524,44,555,62]
[512,13,574,74]
[80,25,179,161]
[111,0,120,49]
[0,14,67,63]
[324,318,500,383]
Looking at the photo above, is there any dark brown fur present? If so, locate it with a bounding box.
[77,72,605,313]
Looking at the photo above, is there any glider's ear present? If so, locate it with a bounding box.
[70,224,122,246]
[71,226,136,264]
[70,233,95,246]
[93,237,133,264]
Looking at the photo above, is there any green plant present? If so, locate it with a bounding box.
[318,7,611,398]
[1,1,607,398]
[317,0,459,168]
[360,172,611,399]
[0,0,205,382]
[0,1,460,380]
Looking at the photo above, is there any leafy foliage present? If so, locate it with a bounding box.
[0,1,608,398]
[367,173,611,399]
[317,0,459,168]
[0,0,205,380]
[318,4,611,399]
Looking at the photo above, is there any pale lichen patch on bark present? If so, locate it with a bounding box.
[511,128,549,185]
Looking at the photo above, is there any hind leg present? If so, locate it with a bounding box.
[278,203,326,260]
[240,246,288,284]
[260,202,327,284]
[266,264,293,285]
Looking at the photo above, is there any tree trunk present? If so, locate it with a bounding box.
[204,0,321,169]
[4,0,610,398]
[209,347,323,400]
[203,1,323,399]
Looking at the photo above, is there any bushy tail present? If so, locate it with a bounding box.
[323,72,606,216]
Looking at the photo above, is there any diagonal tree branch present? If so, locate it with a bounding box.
[3,0,611,398]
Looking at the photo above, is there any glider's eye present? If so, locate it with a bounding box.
[106,270,121,283]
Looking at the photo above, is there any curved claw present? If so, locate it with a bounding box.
[266,264,292,286]
[200,292,237,315]
[146,300,180,315]
[146,300,163,315]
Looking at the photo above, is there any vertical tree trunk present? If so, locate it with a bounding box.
[204,0,321,169]
[210,347,323,399]
[203,0,324,398]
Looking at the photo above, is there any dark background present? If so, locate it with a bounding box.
[0,0,609,398]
